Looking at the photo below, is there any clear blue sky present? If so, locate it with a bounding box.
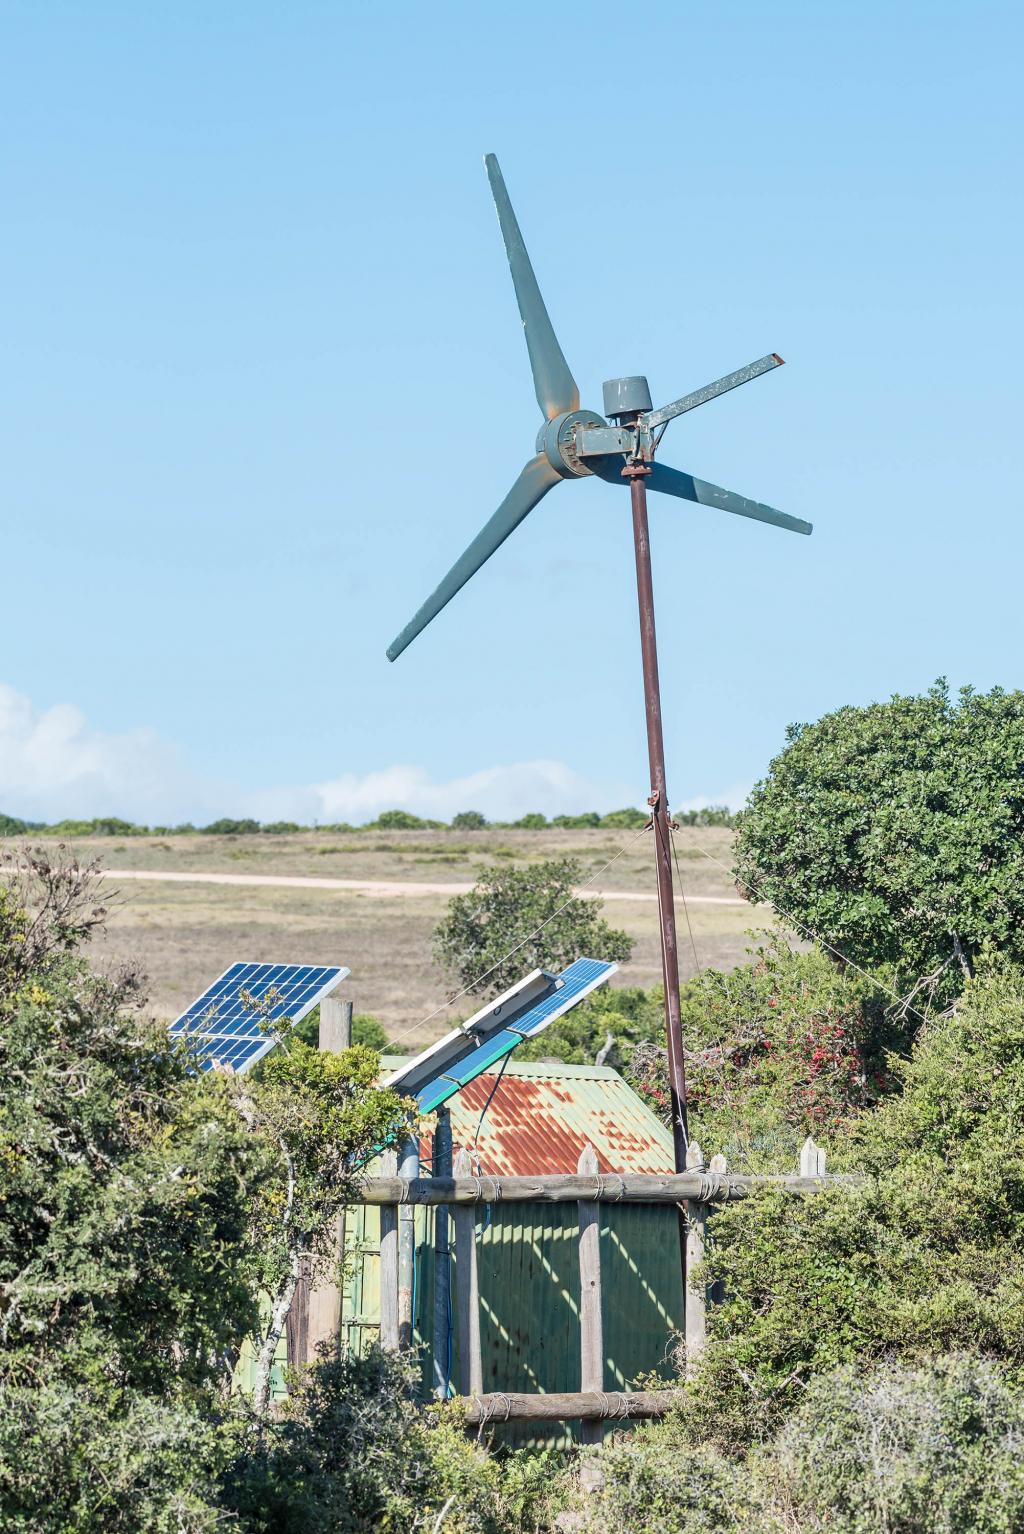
[3,1,1022,824]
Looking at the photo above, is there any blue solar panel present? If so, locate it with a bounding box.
[391,957,617,1115]
[169,961,349,1073]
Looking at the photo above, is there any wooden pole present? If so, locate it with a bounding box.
[577,1144,604,1486]
[297,993,355,1364]
[432,1109,453,1398]
[352,1170,852,1205]
[378,1148,399,1351]
[800,1136,826,1178]
[462,1389,686,1425]
[453,1147,483,1396]
[320,994,353,1052]
[397,1130,419,1350]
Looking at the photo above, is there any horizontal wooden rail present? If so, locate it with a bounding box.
[355,1171,858,1206]
[460,1388,687,1424]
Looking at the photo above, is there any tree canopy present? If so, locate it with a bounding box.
[432,856,633,998]
[734,681,1024,1005]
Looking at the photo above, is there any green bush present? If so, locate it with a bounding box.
[599,807,648,830]
[513,812,548,829]
[451,810,488,830]
[563,1417,753,1533]
[0,812,40,835]
[433,857,633,998]
[516,984,663,1069]
[628,938,902,1165]
[201,818,261,835]
[735,681,1024,1007]
[675,805,735,828]
[368,808,450,830]
[685,958,1024,1449]
[551,811,601,828]
[759,1355,1024,1534]
[222,1348,542,1534]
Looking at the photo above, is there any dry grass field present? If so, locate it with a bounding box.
[24,827,783,1049]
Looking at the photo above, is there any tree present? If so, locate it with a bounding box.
[0,851,263,1527]
[627,938,901,1166]
[735,681,1024,1006]
[232,1042,404,1415]
[685,957,1024,1450]
[433,857,633,998]
[450,810,488,830]
[599,808,648,830]
[0,849,407,1524]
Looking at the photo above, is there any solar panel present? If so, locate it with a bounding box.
[386,956,617,1114]
[169,961,350,1074]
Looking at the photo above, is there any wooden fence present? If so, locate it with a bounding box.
[354,1132,852,1436]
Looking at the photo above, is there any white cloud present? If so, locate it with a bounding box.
[0,682,747,826]
[0,684,205,824]
[247,760,627,826]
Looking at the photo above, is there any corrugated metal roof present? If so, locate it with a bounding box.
[383,1056,674,1176]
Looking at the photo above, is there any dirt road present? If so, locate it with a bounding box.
[95,867,746,905]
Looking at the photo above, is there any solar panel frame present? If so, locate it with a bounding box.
[387,957,618,1115]
[169,960,350,1074]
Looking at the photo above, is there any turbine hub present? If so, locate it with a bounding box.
[537,409,606,478]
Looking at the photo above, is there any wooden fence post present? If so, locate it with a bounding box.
[800,1136,826,1178]
[577,1144,604,1489]
[398,1131,419,1350]
[300,994,354,1363]
[684,1141,706,1374]
[320,994,353,1052]
[379,1147,400,1351]
[453,1147,482,1396]
[432,1108,453,1398]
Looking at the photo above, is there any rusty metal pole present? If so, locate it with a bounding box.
[625,462,689,1276]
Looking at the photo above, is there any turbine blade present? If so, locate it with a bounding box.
[648,462,812,536]
[386,455,562,661]
[485,154,579,421]
[645,354,784,433]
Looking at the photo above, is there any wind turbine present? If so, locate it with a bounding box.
[387,154,811,1207]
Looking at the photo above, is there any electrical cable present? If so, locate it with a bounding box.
[689,841,938,1028]
[471,1050,512,1149]
[385,822,652,1050]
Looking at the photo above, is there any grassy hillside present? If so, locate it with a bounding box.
[16,826,778,1043]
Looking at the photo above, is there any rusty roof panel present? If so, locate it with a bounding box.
[383,1057,674,1176]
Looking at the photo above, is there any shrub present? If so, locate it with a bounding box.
[513,812,548,829]
[433,857,633,998]
[759,1355,1024,1534]
[735,681,1024,1007]
[551,811,601,828]
[628,938,901,1164]
[451,810,488,830]
[201,818,261,835]
[260,821,302,834]
[222,1348,536,1534]
[599,807,648,830]
[685,958,1024,1448]
[369,809,436,830]
[0,812,38,835]
[562,1416,754,1533]
[517,984,663,1069]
